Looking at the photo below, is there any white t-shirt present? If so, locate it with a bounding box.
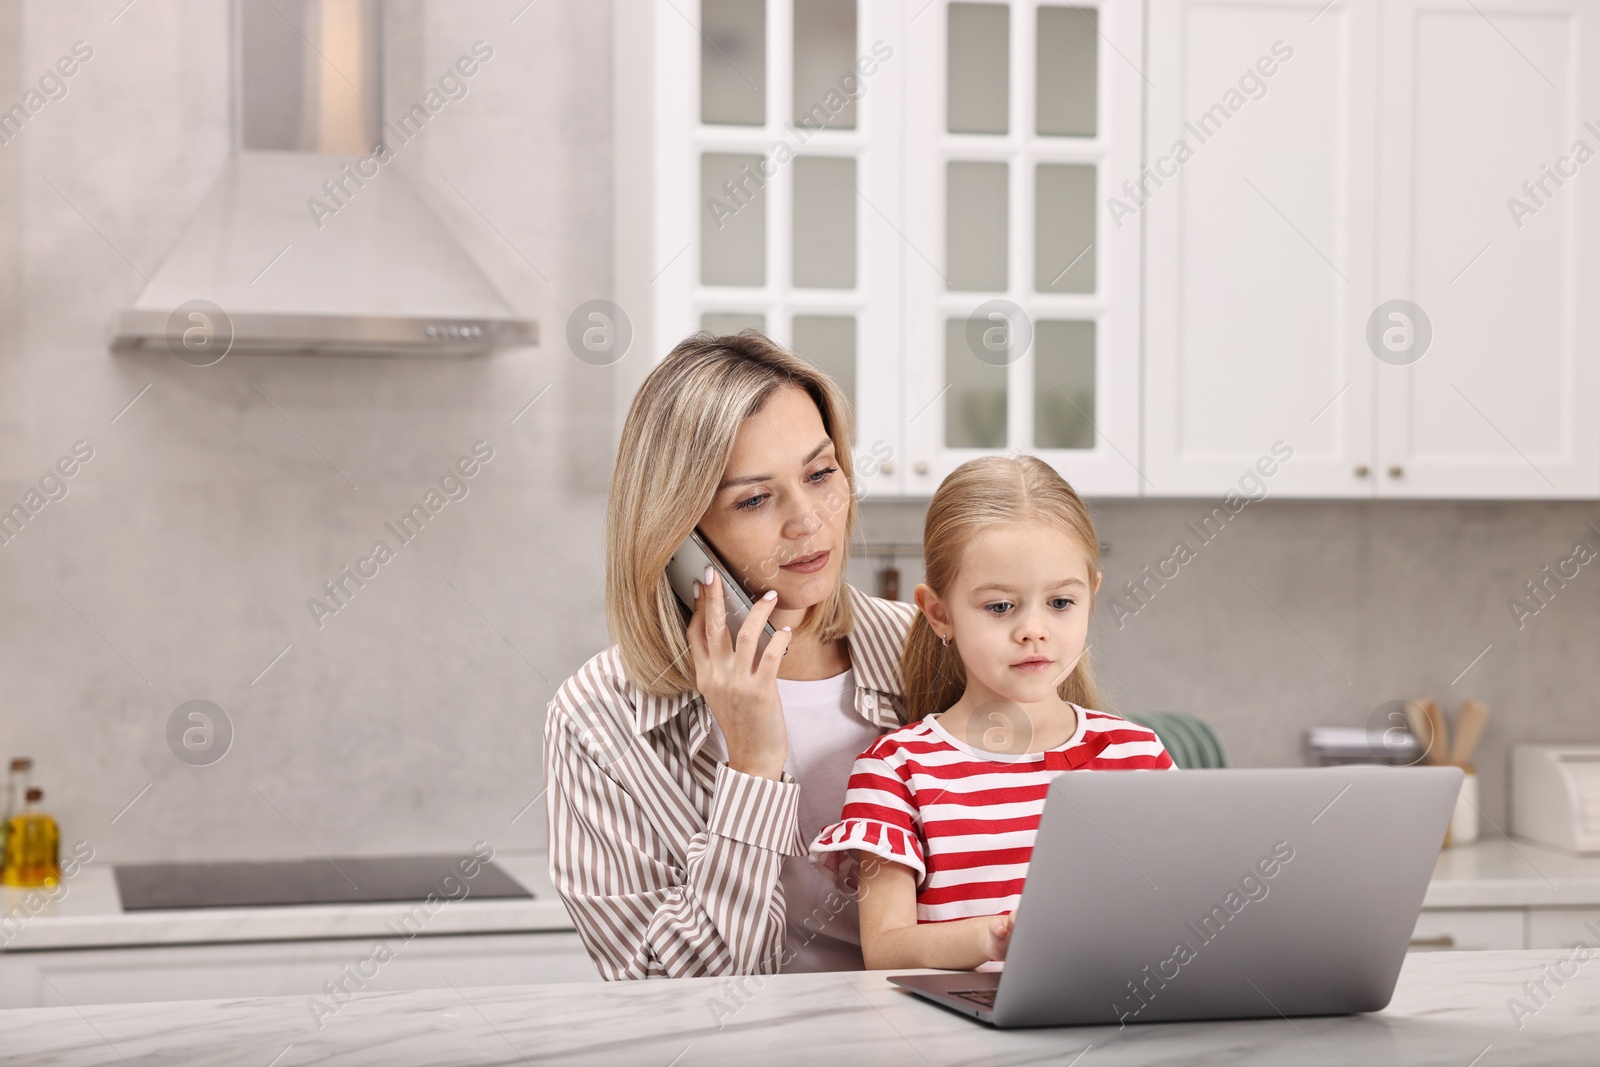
[704,668,882,972]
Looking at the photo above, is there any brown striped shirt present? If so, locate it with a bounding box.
[543,586,915,980]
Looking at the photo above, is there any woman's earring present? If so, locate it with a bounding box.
[939,632,950,648]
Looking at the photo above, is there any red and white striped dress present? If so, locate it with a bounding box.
[809,707,1176,922]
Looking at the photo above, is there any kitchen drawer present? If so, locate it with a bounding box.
[1526,909,1600,950]
[0,931,598,1009]
[1410,909,1526,951]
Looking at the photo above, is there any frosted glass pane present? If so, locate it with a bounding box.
[1034,320,1096,449]
[793,157,857,289]
[702,0,766,125]
[701,312,767,334]
[945,317,1007,449]
[1035,164,1096,293]
[793,315,856,405]
[1037,6,1097,136]
[701,153,767,286]
[794,0,857,130]
[948,3,1009,134]
[947,161,1008,292]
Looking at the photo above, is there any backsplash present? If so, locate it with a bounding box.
[860,497,1600,828]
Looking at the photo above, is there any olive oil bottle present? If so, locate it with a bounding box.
[2,787,60,887]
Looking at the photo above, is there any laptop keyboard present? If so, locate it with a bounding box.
[950,988,997,1008]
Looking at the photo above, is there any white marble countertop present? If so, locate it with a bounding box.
[0,852,573,952]
[1426,837,1600,909]
[0,950,1593,1065]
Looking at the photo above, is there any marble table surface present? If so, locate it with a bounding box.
[0,949,1596,1066]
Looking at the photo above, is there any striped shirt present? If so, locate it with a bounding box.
[543,586,915,979]
[809,708,1175,922]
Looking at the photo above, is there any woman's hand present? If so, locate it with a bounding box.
[687,568,794,781]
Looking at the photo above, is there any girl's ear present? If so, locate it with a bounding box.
[1092,570,1102,597]
[914,583,952,631]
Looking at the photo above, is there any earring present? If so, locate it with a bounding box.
[939,632,950,647]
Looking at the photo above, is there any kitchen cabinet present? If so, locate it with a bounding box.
[0,932,597,1010]
[1144,0,1379,497]
[622,0,1600,500]
[616,0,1144,498]
[1526,907,1600,950]
[1410,908,1526,951]
[1146,0,1600,499]
[616,0,909,496]
[899,0,1144,496]
[1373,0,1600,498]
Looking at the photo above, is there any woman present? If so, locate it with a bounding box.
[544,332,915,979]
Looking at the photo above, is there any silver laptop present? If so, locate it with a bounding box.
[890,764,1463,1028]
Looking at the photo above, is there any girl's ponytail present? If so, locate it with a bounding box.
[899,455,1108,723]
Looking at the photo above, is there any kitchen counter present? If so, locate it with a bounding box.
[0,950,1594,1065]
[0,851,571,952]
[4,838,1595,954]
[1426,837,1600,908]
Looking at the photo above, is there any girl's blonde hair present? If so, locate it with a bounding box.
[901,455,1106,721]
[607,331,858,697]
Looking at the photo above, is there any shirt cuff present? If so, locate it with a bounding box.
[707,760,806,856]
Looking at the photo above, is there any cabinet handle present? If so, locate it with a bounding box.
[1408,935,1456,949]
[1354,465,1370,478]
[914,461,930,476]
[1388,465,1404,478]
[879,460,894,475]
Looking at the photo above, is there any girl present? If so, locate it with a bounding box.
[809,456,1175,971]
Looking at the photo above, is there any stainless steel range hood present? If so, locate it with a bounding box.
[110,0,536,357]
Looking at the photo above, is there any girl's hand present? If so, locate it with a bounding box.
[980,910,1017,962]
[686,568,794,781]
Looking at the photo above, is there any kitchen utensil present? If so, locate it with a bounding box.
[1451,700,1489,766]
[1423,699,1448,765]
[1404,700,1433,764]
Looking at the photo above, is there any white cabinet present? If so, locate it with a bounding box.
[1145,0,1379,497]
[1410,908,1526,951]
[617,0,1145,499]
[1526,907,1600,950]
[1146,0,1600,499]
[1375,0,1600,497]
[617,0,910,497]
[622,0,1600,500]
[0,932,598,1009]
[899,0,1144,496]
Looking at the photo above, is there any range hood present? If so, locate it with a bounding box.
[110,0,536,357]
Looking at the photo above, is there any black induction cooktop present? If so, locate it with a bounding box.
[114,854,534,911]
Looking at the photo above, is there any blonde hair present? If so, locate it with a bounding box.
[607,331,858,697]
[901,455,1106,722]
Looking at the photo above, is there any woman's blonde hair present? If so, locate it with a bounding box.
[901,455,1106,722]
[607,331,858,697]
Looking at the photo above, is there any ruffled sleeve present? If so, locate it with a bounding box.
[808,750,926,892]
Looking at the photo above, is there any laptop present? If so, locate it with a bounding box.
[890,764,1463,1028]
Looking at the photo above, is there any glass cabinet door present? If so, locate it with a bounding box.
[904,0,1143,497]
[689,0,904,494]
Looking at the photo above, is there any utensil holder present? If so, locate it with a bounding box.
[1445,764,1478,848]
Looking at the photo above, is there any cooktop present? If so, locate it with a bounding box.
[113,854,534,911]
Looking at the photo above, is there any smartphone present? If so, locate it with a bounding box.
[666,530,777,657]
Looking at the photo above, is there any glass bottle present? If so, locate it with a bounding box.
[2,787,60,887]
[2,758,32,861]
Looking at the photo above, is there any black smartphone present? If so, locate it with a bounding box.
[666,531,777,656]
